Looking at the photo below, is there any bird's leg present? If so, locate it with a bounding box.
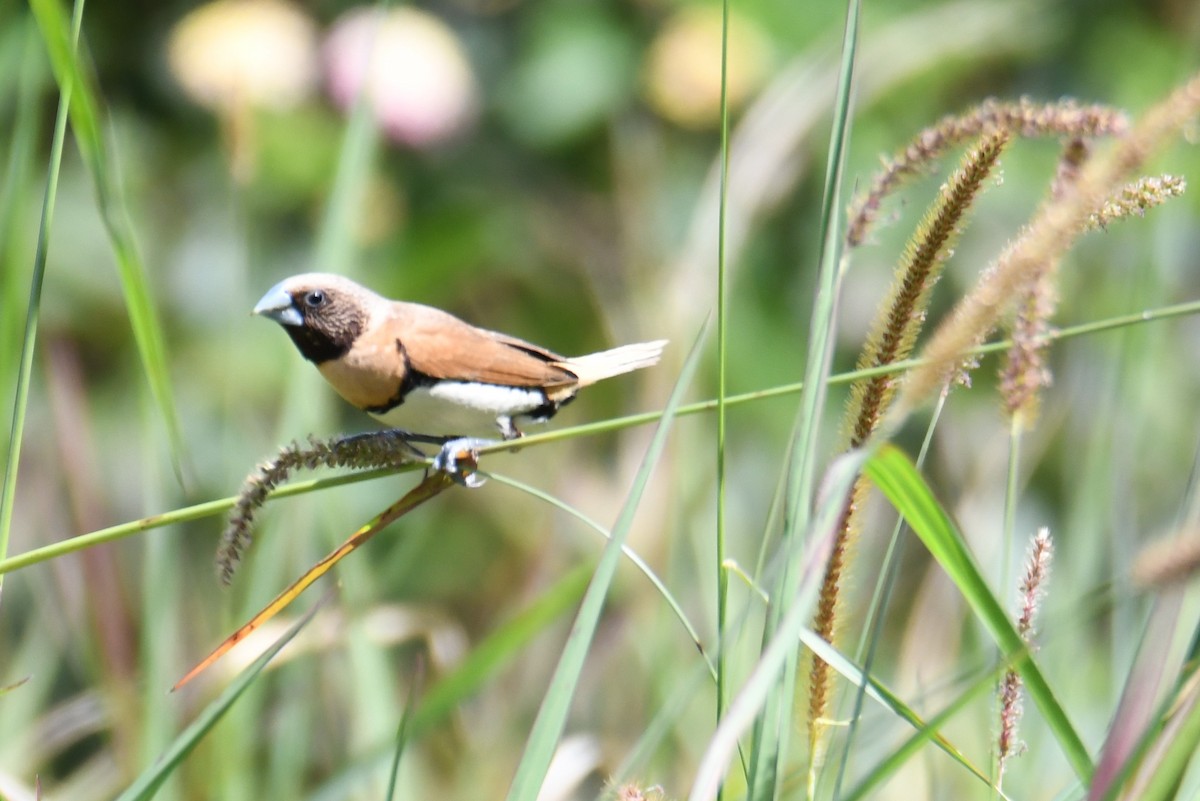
[496,416,528,455]
[497,415,522,441]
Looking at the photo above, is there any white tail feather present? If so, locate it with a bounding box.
[566,340,668,386]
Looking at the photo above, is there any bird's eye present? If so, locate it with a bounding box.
[303,290,327,308]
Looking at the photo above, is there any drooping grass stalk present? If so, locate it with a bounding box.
[894,71,1200,418]
[490,473,716,679]
[217,430,426,585]
[846,99,1128,248]
[1000,137,1089,431]
[807,131,1009,770]
[0,0,82,603]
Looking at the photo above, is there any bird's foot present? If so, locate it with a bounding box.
[433,437,495,488]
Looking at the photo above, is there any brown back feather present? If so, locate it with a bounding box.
[394,302,579,388]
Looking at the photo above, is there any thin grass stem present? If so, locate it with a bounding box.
[715,0,733,795]
[831,385,950,801]
[0,0,82,600]
[489,473,716,679]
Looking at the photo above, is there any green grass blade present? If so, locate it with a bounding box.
[489,472,715,678]
[1119,674,1200,801]
[833,390,950,799]
[114,598,323,801]
[798,629,991,789]
[840,664,1004,801]
[689,447,869,801]
[749,1,860,794]
[0,1,78,599]
[312,39,379,272]
[864,443,1093,781]
[384,658,423,801]
[504,322,707,801]
[407,563,591,737]
[28,0,185,471]
[715,0,733,791]
[0,21,42,385]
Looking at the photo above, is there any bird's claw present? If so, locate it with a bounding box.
[432,438,493,488]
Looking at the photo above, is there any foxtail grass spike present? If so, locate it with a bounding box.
[217,430,426,585]
[999,137,1089,425]
[1087,174,1186,231]
[1132,530,1200,588]
[896,72,1200,419]
[998,528,1053,781]
[847,98,1128,248]
[808,131,1009,762]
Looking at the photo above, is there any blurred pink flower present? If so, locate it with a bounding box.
[324,7,477,147]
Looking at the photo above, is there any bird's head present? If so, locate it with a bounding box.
[253,273,375,363]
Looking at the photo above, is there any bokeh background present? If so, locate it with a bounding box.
[2,0,1200,799]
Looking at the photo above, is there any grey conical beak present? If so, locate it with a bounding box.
[253,282,303,327]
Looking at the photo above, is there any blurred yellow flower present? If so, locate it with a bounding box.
[642,6,770,129]
[167,0,318,112]
[324,7,477,148]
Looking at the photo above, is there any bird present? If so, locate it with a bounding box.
[253,273,667,481]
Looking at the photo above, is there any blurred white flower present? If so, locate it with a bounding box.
[167,0,318,112]
[324,7,477,148]
[642,6,770,129]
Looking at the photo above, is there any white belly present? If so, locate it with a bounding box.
[369,381,548,438]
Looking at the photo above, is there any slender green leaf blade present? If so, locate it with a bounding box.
[751,2,861,795]
[864,443,1093,781]
[0,3,76,595]
[28,0,185,469]
[798,629,991,788]
[489,472,714,678]
[114,599,323,801]
[690,448,869,801]
[504,321,708,801]
[841,664,1003,801]
[1115,673,1200,801]
[408,563,591,737]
